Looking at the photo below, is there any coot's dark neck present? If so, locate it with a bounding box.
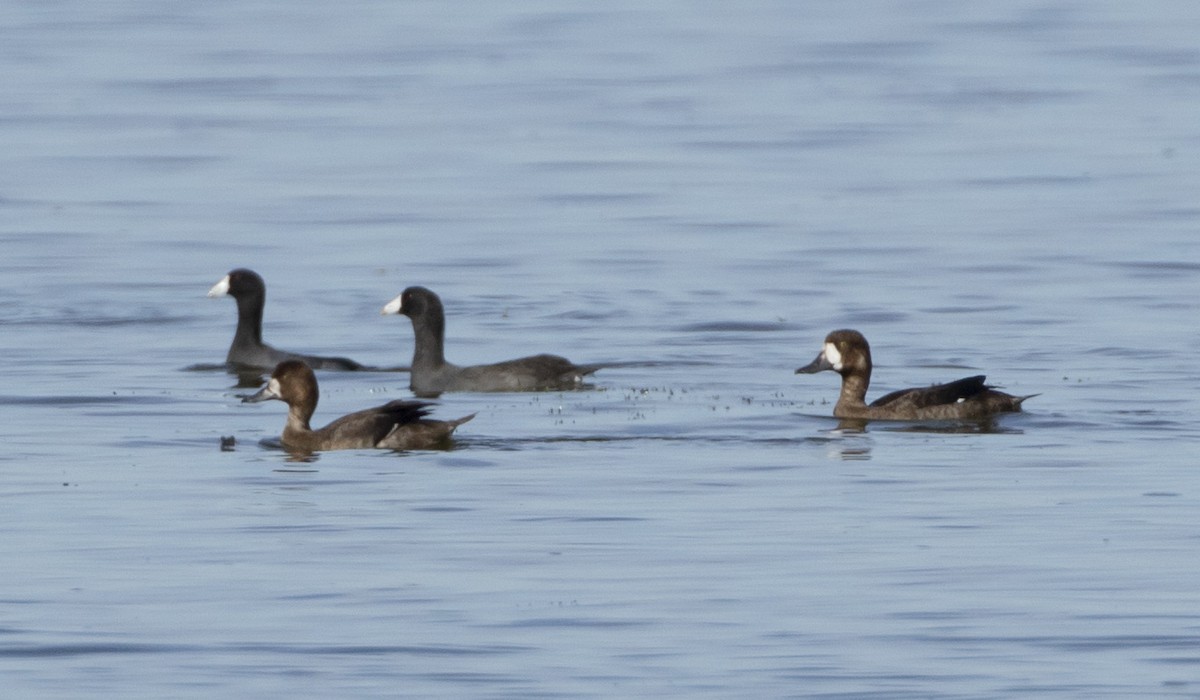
[233,291,265,346]
[410,308,447,369]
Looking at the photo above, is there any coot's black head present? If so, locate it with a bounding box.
[381,286,443,320]
[208,268,266,301]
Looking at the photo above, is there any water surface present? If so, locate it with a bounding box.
[2,1,1199,697]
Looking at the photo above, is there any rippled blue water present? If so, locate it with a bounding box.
[2,1,1199,697]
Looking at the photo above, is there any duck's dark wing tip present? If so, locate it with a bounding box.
[870,375,990,409]
[378,399,436,423]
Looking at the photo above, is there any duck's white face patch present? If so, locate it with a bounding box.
[207,274,231,298]
[265,377,283,399]
[823,342,843,370]
[380,294,403,316]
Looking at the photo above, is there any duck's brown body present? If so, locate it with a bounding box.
[796,329,1035,421]
[244,360,472,452]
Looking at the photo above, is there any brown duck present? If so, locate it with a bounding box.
[796,329,1036,421]
[243,360,473,451]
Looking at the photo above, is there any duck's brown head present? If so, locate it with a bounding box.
[795,329,872,377]
[243,359,319,413]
